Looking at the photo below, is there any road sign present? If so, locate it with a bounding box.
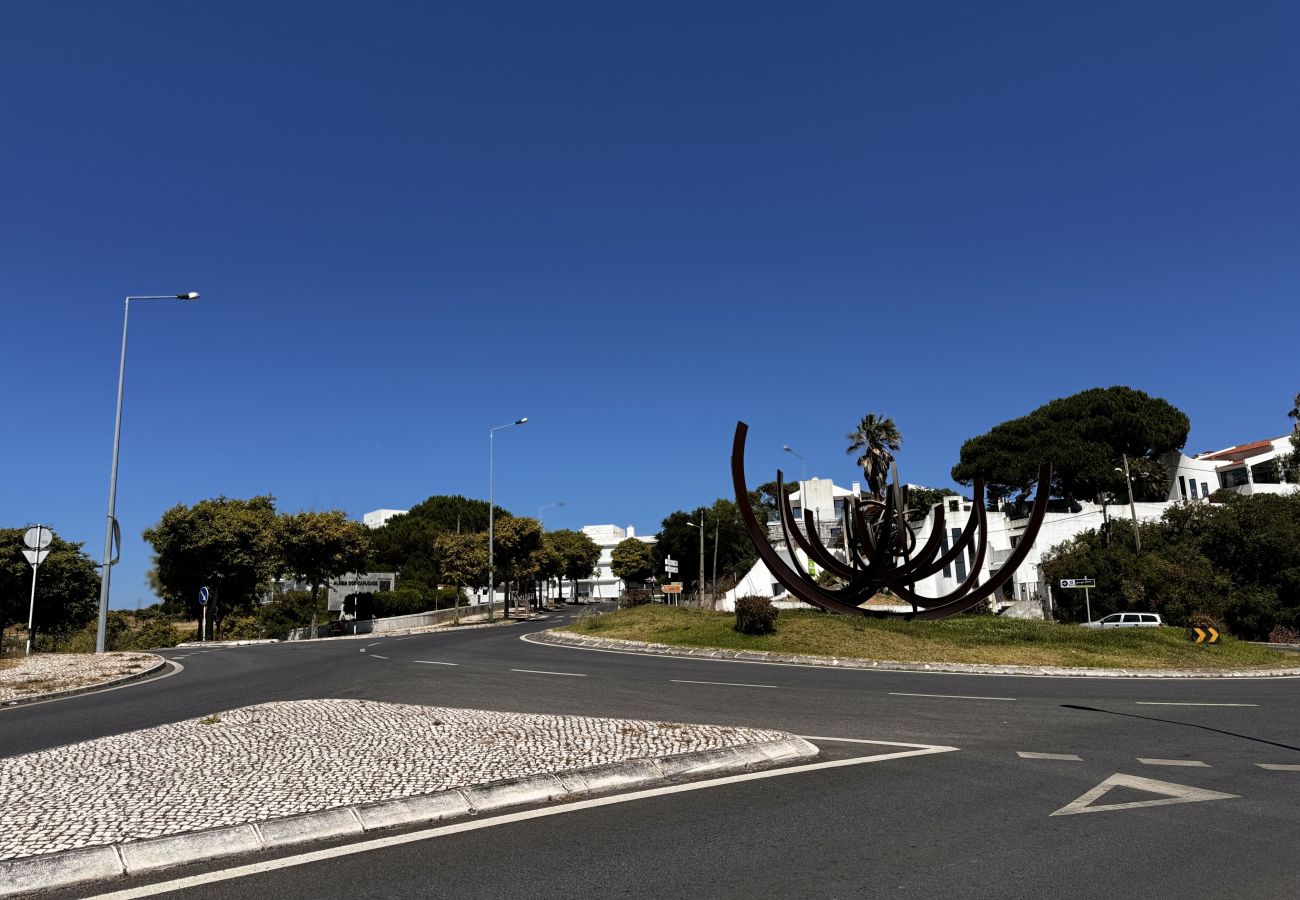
[661,583,683,594]
[24,526,52,550]
[22,549,50,567]
[664,556,679,575]
[1059,578,1095,589]
[198,586,210,607]
[1191,626,1219,644]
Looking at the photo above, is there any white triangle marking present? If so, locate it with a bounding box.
[1051,773,1239,816]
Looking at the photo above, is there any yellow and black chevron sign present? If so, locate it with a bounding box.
[1191,627,1220,644]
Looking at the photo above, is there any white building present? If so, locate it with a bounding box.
[1188,435,1298,498]
[363,509,408,528]
[566,524,656,601]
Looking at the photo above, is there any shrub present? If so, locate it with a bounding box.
[372,588,429,618]
[1187,612,1224,633]
[734,595,779,635]
[619,589,654,609]
[221,615,262,641]
[1269,624,1300,644]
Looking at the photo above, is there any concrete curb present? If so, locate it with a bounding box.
[0,655,168,709]
[174,639,280,648]
[283,617,526,644]
[532,630,1300,679]
[0,735,817,897]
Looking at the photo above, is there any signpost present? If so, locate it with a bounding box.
[22,526,52,655]
[663,558,679,605]
[198,586,210,642]
[1059,578,1096,623]
[1191,626,1220,644]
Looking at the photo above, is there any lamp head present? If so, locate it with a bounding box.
[516,417,528,425]
[176,292,200,300]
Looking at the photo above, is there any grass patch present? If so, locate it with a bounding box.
[561,606,1297,670]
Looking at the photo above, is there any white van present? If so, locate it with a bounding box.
[1081,612,1164,628]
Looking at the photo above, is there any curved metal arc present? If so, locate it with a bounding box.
[732,423,879,613]
[777,472,858,581]
[899,479,984,582]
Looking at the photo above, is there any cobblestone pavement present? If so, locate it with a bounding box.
[0,653,159,702]
[0,700,787,860]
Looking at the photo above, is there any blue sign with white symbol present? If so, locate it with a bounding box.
[198,586,209,606]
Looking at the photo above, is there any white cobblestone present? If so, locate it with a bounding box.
[0,699,786,860]
[0,653,159,702]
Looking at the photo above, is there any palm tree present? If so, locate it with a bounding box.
[846,413,902,496]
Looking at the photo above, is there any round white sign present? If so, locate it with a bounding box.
[24,526,52,550]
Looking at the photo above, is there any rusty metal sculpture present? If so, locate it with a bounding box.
[732,421,1052,620]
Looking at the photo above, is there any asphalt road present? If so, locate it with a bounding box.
[7,606,1300,899]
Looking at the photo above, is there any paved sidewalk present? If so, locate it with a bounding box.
[0,653,161,703]
[533,630,1300,678]
[0,699,814,894]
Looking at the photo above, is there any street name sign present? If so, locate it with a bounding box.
[661,583,683,594]
[1059,578,1096,589]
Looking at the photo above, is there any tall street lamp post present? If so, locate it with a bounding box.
[96,292,200,653]
[687,517,706,607]
[537,500,564,608]
[488,418,527,621]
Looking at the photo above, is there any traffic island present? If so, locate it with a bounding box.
[0,700,817,896]
[0,652,164,706]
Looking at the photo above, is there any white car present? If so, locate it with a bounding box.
[1082,612,1164,628]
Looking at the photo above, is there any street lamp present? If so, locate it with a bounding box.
[488,417,527,620]
[537,500,564,608]
[1115,455,1141,554]
[96,292,200,653]
[782,445,806,482]
[687,518,706,607]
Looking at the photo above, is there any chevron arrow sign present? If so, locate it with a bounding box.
[1191,626,1220,644]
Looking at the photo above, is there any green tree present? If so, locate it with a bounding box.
[611,537,655,587]
[366,495,510,592]
[546,529,601,602]
[528,533,567,609]
[951,386,1190,504]
[751,480,799,526]
[144,496,280,639]
[0,528,100,651]
[276,510,370,638]
[846,413,902,496]
[490,517,542,613]
[1280,392,1300,482]
[652,500,757,596]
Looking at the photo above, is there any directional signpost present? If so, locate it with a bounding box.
[663,558,679,605]
[198,586,210,642]
[23,526,52,656]
[1059,577,1096,623]
[1191,626,1220,644]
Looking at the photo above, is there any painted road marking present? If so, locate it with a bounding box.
[889,692,1016,702]
[1135,702,1259,707]
[1051,773,1238,816]
[1256,763,1300,771]
[1017,752,1083,761]
[81,737,958,899]
[671,680,778,689]
[510,669,587,677]
[366,642,383,647]
[369,655,389,660]
[413,660,459,666]
[1137,758,1209,767]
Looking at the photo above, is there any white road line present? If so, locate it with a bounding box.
[510,669,587,677]
[366,642,383,647]
[1137,758,1209,767]
[1256,763,1300,771]
[1135,702,1259,707]
[413,661,459,666]
[368,655,389,660]
[671,679,778,689]
[81,737,958,899]
[1017,752,1083,761]
[889,692,1016,702]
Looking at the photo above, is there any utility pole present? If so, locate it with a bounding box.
[711,522,719,609]
[698,516,705,607]
[1122,453,1141,554]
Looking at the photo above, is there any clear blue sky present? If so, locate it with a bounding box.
[3,1,1297,609]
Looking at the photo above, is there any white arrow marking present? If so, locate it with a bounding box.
[1051,773,1239,816]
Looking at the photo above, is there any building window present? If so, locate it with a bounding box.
[1220,468,1249,489]
[948,499,960,512]
[1178,476,1187,499]
[955,556,967,581]
[1201,482,1209,497]
[1190,480,1199,499]
[940,528,951,579]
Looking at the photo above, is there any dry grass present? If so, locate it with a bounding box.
[564,606,1297,670]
